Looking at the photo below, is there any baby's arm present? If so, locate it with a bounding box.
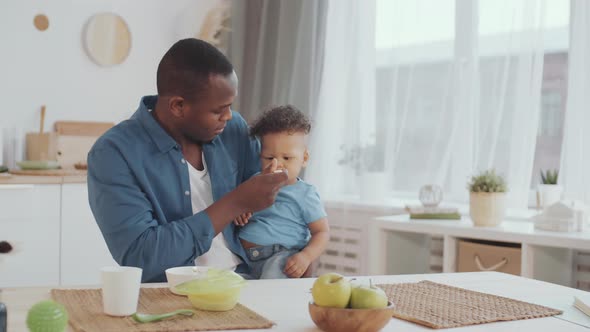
[284,218,330,278]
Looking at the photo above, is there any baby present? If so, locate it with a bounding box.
[236,105,329,279]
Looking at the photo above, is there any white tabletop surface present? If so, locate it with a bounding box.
[3,272,590,331]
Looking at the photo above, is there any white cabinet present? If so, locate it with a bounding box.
[0,184,60,287]
[60,183,117,285]
[369,215,579,288]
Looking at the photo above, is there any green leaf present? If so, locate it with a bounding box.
[467,169,507,193]
[540,169,559,184]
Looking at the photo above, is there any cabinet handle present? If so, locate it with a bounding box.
[474,255,508,271]
[0,241,13,254]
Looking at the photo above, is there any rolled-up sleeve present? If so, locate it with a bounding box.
[88,143,215,282]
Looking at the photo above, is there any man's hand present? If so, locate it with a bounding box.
[284,252,311,278]
[233,212,252,226]
[205,158,288,234]
[232,158,288,213]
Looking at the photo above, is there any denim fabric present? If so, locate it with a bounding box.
[245,244,299,279]
[88,95,260,282]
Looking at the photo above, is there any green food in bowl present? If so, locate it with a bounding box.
[174,268,246,311]
[26,300,69,332]
[186,288,243,311]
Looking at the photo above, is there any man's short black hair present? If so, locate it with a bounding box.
[156,38,233,100]
[250,105,311,138]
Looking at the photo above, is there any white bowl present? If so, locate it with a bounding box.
[165,266,210,295]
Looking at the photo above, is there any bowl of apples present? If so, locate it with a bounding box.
[309,273,395,332]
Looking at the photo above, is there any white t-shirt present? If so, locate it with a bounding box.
[188,154,242,270]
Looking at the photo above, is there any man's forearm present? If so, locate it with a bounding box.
[205,190,246,233]
[111,211,217,282]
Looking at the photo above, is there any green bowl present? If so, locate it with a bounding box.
[17,160,60,170]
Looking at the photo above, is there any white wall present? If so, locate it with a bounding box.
[0,0,221,132]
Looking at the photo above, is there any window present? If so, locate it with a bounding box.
[375,0,569,197]
[532,52,568,187]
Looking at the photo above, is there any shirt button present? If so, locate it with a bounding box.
[184,191,190,196]
[181,158,186,164]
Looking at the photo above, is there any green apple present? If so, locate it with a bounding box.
[26,300,69,332]
[311,273,352,308]
[350,280,388,309]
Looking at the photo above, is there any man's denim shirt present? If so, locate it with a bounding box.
[88,96,260,282]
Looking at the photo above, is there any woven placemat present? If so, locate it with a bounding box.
[377,280,562,329]
[51,288,275,332]
[10,169,87,176]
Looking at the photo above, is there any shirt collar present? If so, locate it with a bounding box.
[134,95,179,153]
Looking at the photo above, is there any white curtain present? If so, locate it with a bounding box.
[559,0,590,203]
[227,0,328,122]
[305,0,377,199]
[307,0,548,209]
[471,0,547,208]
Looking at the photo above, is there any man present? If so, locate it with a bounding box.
[88,38,288,282]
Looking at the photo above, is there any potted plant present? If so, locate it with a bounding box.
[467,170,507,227]
[339,144,387,201]
[537,169,563,209]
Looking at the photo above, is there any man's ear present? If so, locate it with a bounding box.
[169,96,185,118]
[302,149,310,167]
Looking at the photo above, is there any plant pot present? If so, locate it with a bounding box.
[469,192,506,227]
[359,171,388,201]
[536,184,563,209]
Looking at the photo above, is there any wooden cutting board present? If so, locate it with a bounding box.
[9,169,87,176]
[54,121,114,169]
[54,121,114,137]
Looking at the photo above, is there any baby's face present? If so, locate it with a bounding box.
[260,131,309,184]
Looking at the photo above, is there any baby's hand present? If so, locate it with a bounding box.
[233,212,252,226]
[284,252,311,278]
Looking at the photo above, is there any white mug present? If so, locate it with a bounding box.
[101,266,142,316]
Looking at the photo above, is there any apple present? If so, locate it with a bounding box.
[349,280,388,309]
[311,273,352,308]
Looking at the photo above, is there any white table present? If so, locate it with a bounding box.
[2,272,590,331]
[368,215,590,285]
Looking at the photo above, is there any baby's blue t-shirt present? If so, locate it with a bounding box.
[238,178,326,250]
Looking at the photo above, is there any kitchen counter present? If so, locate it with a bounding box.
[0,174,86,184]
[3,272,589,331]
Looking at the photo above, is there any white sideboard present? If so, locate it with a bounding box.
[0,184,61,287]
[0,181,116,287]
[60,183,117,285]
[368,215,582,287]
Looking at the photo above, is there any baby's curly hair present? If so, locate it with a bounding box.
[249,105,311,138]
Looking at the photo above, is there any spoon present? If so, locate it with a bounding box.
[131,309,196,323]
